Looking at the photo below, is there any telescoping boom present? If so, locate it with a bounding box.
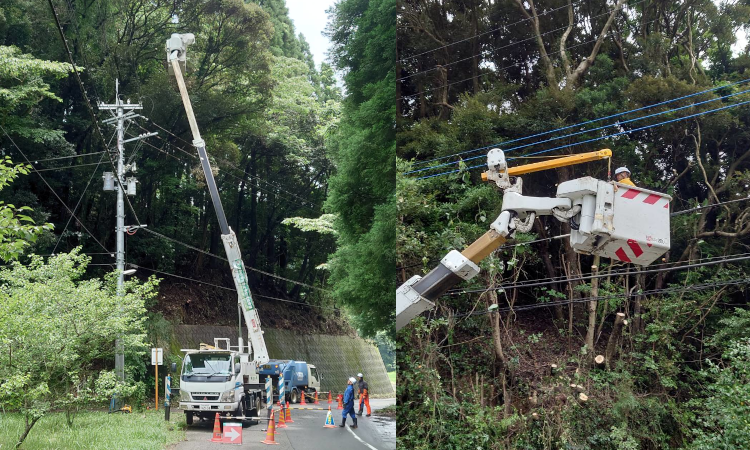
[166,33,268,367]
[397,148,672,329]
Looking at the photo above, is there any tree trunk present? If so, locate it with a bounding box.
[585,256,600,361]
[16,415,40,449]
[605,313,626,369]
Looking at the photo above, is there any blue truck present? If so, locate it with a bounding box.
[259,359,322,404]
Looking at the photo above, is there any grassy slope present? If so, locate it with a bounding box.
[0,409,185,449]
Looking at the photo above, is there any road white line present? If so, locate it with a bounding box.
[347,426,379,450]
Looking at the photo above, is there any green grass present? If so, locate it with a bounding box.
[388,371,396,384]
[0,409,185,449]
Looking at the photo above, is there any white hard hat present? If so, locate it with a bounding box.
[348,377,356,384]
[357,373,363,378]
[615,167,630,176]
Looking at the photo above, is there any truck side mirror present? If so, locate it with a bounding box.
[171,362,177,373]
[235,363,241,374]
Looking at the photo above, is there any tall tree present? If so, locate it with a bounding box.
[326,0,396,338]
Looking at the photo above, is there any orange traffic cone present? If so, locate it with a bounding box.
[337,394,343,410]
[300,391,307,405]
[261,410,280,445]
[211,412,223,442]
[323,406,336,428]
[327,391,332,404]
[285,401,294,423]
[314,391,320,405]
[277,405,288,429]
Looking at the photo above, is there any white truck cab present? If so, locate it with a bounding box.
[178,339,263,424]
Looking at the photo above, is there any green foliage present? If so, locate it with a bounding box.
[0,157,53,262]
[0,250,159,444]
[325,0,396,338]
[397,1,750,448]
[684,339,750,449]
[282,214,337,235]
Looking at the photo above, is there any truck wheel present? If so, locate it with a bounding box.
[291,389,299,404]
[235,397,245,419]
[185,412,193,425]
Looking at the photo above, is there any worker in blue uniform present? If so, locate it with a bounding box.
[339,377,358,429]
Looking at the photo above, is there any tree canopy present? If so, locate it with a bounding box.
[397,0,750,448]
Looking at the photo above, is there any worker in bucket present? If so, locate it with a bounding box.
[614,167,635,186]
[356,373,371,417]
[339,377,358,429]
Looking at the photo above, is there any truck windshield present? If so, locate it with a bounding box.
[182,353,232,382]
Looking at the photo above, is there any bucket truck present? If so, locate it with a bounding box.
[396,149,672,329]
[165,33,268,424]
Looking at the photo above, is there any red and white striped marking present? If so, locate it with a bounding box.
[619,188,670,209]
[613,188,669,262]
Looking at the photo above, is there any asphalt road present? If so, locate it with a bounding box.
[169,398,395,450]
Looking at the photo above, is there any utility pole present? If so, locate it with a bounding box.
[99,79,155,381]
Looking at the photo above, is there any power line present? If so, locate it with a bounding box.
[51,151,108,254]
[131,264,338,311]
[130,130,317,212]
[411,78,750,169]
[46,1,326,299]
[407,85,750,175]
[453,277,750,317]
[138,227,330,293]
[139,120,320,210]
[398,0,594,63]
[396,233,571,271]
[671,197,750,216]
[0,124,111,254]
[399,0,644,82]
[47,0,144,230]
[445,253,750,296]
[129,264,235,291]
[417,97,750,180]
[28,151,106,163]
[398,18,658,102]
[32,162,106,172]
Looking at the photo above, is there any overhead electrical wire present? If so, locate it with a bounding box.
[411,78,750,169]
[452,277,750,317]
[130,264,338,311]
[398,0,645,82]
[0,124,111,254]
[129,130,317,213]
[445,254,750,296]
[398,18,658,102]
[29,151,106,163]
[398,0,598,63]
[138,228,329,293]
[51,152,109,254]
[671,197,750,216]
[138,120,320,210]
[47,1,330,299]
[47,0,144,229]
[407,85,750,175]
[417,98,750,180]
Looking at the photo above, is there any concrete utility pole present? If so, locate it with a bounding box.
[99,79,155,381]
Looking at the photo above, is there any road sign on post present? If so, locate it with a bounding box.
[151,348,163,365]
[152,348,162,411]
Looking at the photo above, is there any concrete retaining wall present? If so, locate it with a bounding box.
[173,325,394,398]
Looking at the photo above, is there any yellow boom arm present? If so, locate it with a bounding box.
[481,149,612,181]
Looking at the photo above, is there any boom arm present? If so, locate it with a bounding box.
[166,34,269,366]
[396,149,612,330]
